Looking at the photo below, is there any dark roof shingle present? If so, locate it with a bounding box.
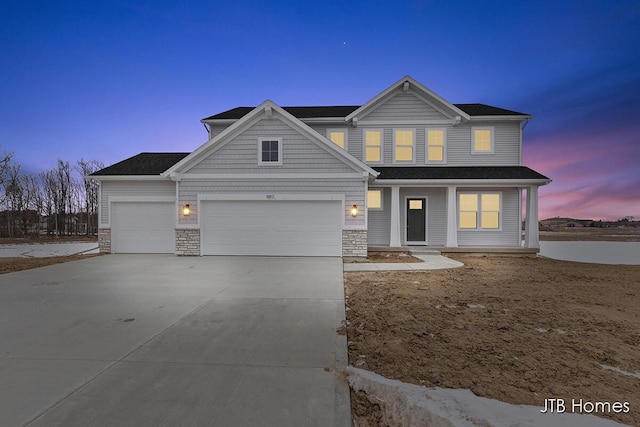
[373,166,549,181]
[203,103,528,121]
[91,152,190,176]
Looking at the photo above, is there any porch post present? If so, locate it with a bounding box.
[524,186,540,248]
[390,185,401,247]
[446,185,458,247]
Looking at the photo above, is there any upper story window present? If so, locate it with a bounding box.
[367,189,382,209]
[472,127,494,154]
[258,137,283,166]
[364,129,383,163]
[426,128,446,163]
[393,129,415,163]
[327,129,347,149]
[459,192,501,230]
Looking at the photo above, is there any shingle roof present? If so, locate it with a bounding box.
[203,103,528,121]
[373,166,549,181]
[91,152,190,176]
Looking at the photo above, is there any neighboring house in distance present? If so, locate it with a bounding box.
[90,76,550,257]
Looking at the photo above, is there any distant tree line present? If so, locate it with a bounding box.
[0,149,103,238]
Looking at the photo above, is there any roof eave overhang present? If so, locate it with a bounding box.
[89,175,170,181]
[470,115,532,121]
[372,178,551,186]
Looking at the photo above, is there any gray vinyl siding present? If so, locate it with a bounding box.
[399,188,447,246]
[308,125,363,163]
[446,122,520,166]
[362,92,449,121]
[178,177,365,228]
[457,187,520,246]
[99,180,175,226]
[208,125,226,139]
[367,188,390,245]
[188,118,354,174]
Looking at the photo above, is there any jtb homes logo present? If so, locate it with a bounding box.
[541,399,630,414]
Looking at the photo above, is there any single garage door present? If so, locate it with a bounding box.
[201,200,342,256]
[111,202,175,253]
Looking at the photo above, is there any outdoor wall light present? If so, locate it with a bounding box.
[351,204,358,217]
[182,204,191,216]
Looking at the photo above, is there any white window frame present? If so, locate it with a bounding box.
[257,137,283,166]
[425,127,447,164]
[471,127,495,154]
[457,191,502,231]
[367,189,383,210]
[327,129,347,150]
[393,128,416,164]
[363,129,383,164]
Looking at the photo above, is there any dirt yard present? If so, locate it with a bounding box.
[345,255,640,426]
[0,254,100,274]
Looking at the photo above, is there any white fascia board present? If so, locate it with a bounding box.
[178,173,364,180]
[301,117,350,123]
[372,178,551,187]
[90,175,169,181]
[200,119,238,125]
[470,115,532,121]
[346,75,471,122]
[357,119,453,126]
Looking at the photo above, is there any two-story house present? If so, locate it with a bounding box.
[91,76,550,257]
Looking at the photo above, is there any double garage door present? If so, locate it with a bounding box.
[110,200,342,256]
[202,200,342,256]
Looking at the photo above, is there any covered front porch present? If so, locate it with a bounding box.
[366,167,550,252]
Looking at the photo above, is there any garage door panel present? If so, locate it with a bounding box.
[112,202,175,254]
[202,201,341,256]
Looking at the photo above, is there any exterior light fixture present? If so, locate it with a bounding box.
[182,204,191,216]
[351,204,358,217]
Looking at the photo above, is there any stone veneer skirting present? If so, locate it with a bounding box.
[175,228,200,256]
[342,229,367,257]
[98,228,111,254]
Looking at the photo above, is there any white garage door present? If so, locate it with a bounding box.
[201,200,342,256]
[111,202,175,253]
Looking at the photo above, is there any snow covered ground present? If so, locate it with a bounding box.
[0,242,98,258]
[347,367,628,427]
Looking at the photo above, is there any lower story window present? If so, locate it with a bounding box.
[459,193,500,229]
[367,189,382,209]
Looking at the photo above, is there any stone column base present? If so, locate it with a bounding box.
[175,229,200,256]
[342,229,367,257]
[98,228,111,254]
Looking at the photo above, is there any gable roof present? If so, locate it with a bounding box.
[374,166,550,182]
[346,75,472,122]
[203,106,360,121]
[91,152,189,176]
[164,99,378,178]
[203,103,529,121]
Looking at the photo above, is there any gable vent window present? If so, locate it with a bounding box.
[258,138,283,166]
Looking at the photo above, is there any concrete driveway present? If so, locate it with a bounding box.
[0,255,349,426]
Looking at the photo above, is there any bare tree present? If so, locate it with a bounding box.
[76,159,103,235]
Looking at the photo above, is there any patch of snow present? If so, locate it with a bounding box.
[554,329,567,335]
[535,328,549,333]
[600,364,640,379]
[467,304,486,309]
[347,367,626,427]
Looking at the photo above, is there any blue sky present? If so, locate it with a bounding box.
[1,0,639,220]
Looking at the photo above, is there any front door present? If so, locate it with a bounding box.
[406,198,426,244]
